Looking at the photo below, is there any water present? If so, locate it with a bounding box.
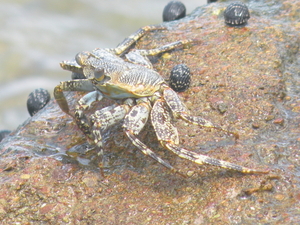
[0,0,206,131]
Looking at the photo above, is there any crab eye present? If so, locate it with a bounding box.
[94,68,105,81]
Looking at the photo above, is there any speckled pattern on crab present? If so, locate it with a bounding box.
[54,25,268,175]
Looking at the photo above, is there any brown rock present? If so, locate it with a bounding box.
[1,0,300,224]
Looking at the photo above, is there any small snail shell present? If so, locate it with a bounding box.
[27,88,50,116]
[224,2,250,27]
[169,64,191,92]
[163,1,186,22]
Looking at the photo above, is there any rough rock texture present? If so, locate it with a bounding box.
[0,0,300,224]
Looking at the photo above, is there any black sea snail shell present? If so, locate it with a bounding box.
[163,1,186,22]
[169,64,191,92]
[27,88,51,116]
[224,2,250,27]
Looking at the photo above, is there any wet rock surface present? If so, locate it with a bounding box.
[0,0,300,224]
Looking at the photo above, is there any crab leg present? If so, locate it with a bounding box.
[54,80,95,114]
[163,87,239,139]
[132,39,193,57]
[123,101,177,173]
[91,104,130,147]
[54,78,107,144]
[125,40,194,69]
[71,90,104,142]
[112,25,166,55]
[151,99,268,174]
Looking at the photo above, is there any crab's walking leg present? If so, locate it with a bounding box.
[91,104,130,147]
[111,26,166,55]
[88,103,130,171]
[163,87,239,139]
[123,100,178,173]
[54,80,104,143]
[125,40,194,69]
[70,90,104,142]
[54,80,95,114]
[151,99,268,174]
[133,40,194,57]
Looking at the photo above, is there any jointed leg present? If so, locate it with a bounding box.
[54,80,95,114]
[112,26,167,55]
[132,40,193,57]
[123,100,178,173]
[125,39,194,69]
[164,144,268,174]
[151,98,268,174]
[80,103,130,171]
[91,104,130,147]
[54,79,104,143]
[74,90,104,142]
[163,87,239,139]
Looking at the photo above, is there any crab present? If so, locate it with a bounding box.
[54,25,267,175]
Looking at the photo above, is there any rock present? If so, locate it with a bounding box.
[1,0,300,223]
[0,130,11,142]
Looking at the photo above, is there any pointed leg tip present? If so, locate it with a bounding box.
[232,132,239,140]
[258,169,270,174]
[244,168,270,175]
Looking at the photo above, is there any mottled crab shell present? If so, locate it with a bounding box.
[27,88,50,116]
[169,64,191,92]
[163,1,186,22]
[224,2,250,27]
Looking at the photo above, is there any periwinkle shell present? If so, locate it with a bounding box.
[163,1,186,22]
[224,2,250,27]
[27,88,51,116]
[169,64,191,92]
